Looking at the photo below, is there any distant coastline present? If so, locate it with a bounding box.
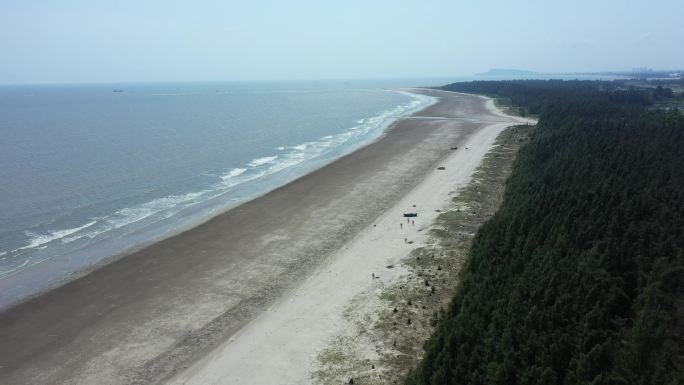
[474,68,684,80]
[475,68,539,76]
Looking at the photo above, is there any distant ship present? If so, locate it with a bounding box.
[112,89,123,93]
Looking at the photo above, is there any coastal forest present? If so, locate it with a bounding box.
[406,80,684,385]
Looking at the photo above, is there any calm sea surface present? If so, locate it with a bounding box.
[0,79,440,308]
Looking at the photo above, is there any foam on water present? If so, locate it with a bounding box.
[0,258,31,278]
[220,168,247,181]
[67,191,210,243]
[19,221,98,252]
[248,156,278,167]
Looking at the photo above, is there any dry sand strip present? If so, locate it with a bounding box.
[0,90,521,385]
[168,98,533,385]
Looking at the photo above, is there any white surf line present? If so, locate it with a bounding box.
[168,100,532,385]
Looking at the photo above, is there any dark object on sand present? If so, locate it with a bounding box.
[450,146,458,150]
[386,264,394,269]
[437,166,446,170]
[403,213,417,217]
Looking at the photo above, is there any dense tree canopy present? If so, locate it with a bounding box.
[440,80,652,115]
[653,85,675,100]
[407,81,684,385]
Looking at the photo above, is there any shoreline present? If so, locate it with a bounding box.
[0,90,523,385]
[0,89,437,312]
[167,95,533,385]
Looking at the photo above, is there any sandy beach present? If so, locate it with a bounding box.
[0,90,527,385]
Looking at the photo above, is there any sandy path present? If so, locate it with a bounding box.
[169,96,532,385]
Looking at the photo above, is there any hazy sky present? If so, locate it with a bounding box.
[1,0,683,84]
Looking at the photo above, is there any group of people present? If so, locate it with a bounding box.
[372,211,420,281]
[403,216,416,243]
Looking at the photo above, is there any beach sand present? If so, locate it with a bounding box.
[0,90,527,385]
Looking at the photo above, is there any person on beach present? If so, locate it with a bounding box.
[400,223,403,229]
[405,238,407,243]
[412,220,414,226]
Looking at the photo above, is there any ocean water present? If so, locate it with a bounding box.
[0,80,438,308]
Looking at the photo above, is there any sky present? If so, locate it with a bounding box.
[1,0,683,84]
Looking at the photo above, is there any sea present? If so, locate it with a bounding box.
[0,79,445,308]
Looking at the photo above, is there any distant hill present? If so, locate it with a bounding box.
[475,68,539,76]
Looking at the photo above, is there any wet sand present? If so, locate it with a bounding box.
[0,90,520,385]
